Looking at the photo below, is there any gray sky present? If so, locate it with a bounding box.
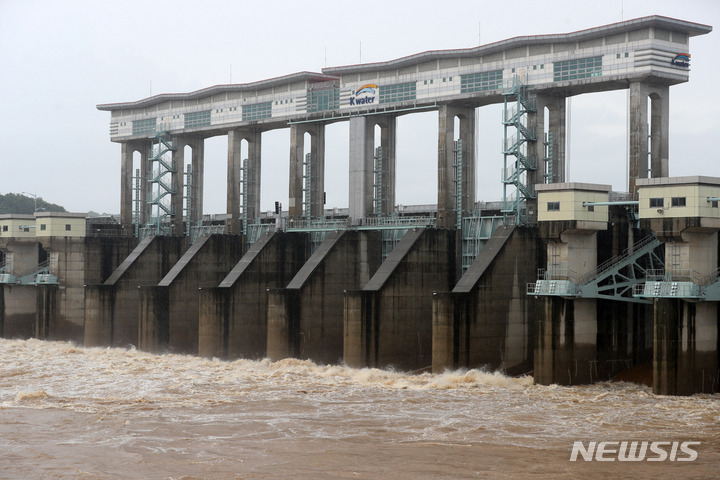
[0,0,717,215]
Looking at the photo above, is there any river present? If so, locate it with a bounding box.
[0,338,717,479]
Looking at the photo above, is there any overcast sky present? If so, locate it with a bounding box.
[0,0,717,215]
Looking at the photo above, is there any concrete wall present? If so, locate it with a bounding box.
[433,226,540,375]
[344,228,455,371]
[84,236,184,348]
[654,300,719,395]
[198,231,309,359]
[139,234,244,354]
[266,230,382,364]
[1,284,36,339]
[37,236,137,343]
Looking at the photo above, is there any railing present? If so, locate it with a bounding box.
[287,218,349,231]
[358,216,435,229]
[577,234,658,285]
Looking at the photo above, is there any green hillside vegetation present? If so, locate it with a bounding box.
[0,193,66,214]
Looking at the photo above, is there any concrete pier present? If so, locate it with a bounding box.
[344,228,455,371]
[348,116,397,220]
[197,231,309,359]
[432,225,539,375]
[138,234,244,354]
[84,236,184,348]
[437,104,475,229]
[266,230,382,363]
[289,124,325,219]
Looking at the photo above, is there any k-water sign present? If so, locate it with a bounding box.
[349,84,378,106]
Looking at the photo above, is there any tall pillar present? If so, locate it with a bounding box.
[437,104,475,229]
[629,82,669,197]
[348,115,397,221]
[120,142,134,234]
[227,129,243,235]
[140,146,151,226]
[377,115,397,215]
[189,137,205,226]
[246,130,262,222]
[530,94,566,186]
[171,139,186,236]
[348,116,374,221]
[121,140,152,234]
[227,129,262,235]
[288,123,325,219]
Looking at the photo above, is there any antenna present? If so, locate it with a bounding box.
[359,40,362,63]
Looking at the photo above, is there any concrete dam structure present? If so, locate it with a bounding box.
[1,16,717,396]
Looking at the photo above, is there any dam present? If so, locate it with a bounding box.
[1,15,717,396]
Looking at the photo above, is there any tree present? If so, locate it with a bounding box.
[0,193,66,214]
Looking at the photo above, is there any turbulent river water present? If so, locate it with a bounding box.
[0,338,718,479]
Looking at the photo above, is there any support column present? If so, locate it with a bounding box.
[171,138,186,236]
[348,116,374,221]
[437,104,475,229]
[140,146,151,226]
[377,115,397,215]
[348,115,397,221]
[227,129,243,235]
[629,82,669,197]
[120,142,134,234]
[189,137,205,226]
[246,130,262,223]
[530,94,566,186]
[288,123,326,219]
[226,129,261,235]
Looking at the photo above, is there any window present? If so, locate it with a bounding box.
[2,225,7,232]
[553,56,602,82]
[712,200,719,208]
[307,88,339,112]
[242,102,272,121]
[65,224,72,231]
[460,70,503,94]
[40,224,46,231]
[132,118,156,136]
[649,198,664,208]
[587,205,595,212]
[547,202,560,211]
[379,82,416,104]
[671,197,686,207]
[184,110,211,129]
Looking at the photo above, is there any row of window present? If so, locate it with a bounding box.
[379,82,416,104]
[242,102,272,121]
[307,89,339,112]
[553,56,602,82]
[460,70,503,94]
[185,110,211,129]
[649,197,686,208]
[548,197,719,211]
[130,57,605,128]
[2,224,72,232]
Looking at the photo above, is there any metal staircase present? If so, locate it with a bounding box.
[502,76,537,226]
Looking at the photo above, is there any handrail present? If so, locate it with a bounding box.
[578,234,658,285]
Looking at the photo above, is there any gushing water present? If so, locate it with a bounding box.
[0,339,717,479]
